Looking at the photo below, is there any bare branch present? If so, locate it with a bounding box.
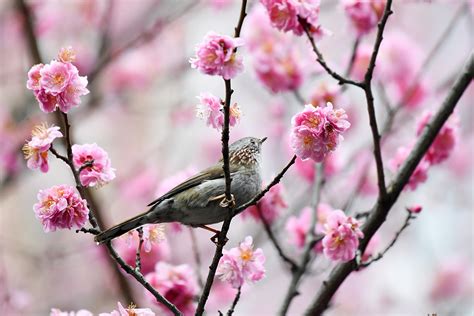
[226,286,242,316]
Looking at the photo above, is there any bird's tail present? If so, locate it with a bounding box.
[94,211,151,245]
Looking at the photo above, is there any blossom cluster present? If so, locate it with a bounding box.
[72,143,116,187]
[145,262,199,315]
[290,103,350,162]
[190,32,244,80]
[50,302,155,316]
[242,183,287,224]
[33,185,89,232]
[260,0,323,36]
[244,5,306,93]
[26,47,89,113]
[342,0,386,36]
[22,123,62,173]
[216,236,266,288]
[389,111,458,191]
[322,210,364,262]
[196,92,241,130]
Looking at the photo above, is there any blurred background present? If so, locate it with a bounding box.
[0,0,473,315]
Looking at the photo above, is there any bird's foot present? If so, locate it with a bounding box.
[219,194,235,208]
[209,193,236,208]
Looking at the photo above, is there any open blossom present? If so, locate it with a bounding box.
[196,93,241,130]
[261,0,322,36]
[342,0,386,36]
[26,47,89,113]
[33,185,89,232]
[98,302,155,316]
[389,145,430,191]
[50,309,93,316]
[242,183,287,224]
[290,103,350,162]
[416,112,458,165]
[217,236,266,288]
[190,32,244,79]
[145,262,198,315]
[22,123,63,173]
[72,143,116,187]
[322,210,364,262]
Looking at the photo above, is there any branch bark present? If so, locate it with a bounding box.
[304,52,473,316]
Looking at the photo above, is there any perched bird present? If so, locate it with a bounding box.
[94,137,266,244]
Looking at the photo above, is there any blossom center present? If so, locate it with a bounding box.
[240,249,253,262]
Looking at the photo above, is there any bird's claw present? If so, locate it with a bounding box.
[219,194,235,208]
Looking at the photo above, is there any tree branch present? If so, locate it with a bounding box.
[195,2,248,314]
[303,52,473,316]
[226,286,242,316]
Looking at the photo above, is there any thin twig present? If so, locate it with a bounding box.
[105,242,182,315]
[75,227,101,235]
[360,209,416,268]
[256,205,299,272]
[303,52,473,316]
[344,36,361,78]
[189,228,205,288]
[195,2,248,314]
[226,286,242,316]
[361,0,393,199]
[135,227,144,273]
[299,17,363,88]
[279,163,325,315]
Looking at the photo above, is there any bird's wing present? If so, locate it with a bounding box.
[147,163,238,207]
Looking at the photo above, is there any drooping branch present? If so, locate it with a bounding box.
[304,53,473,316]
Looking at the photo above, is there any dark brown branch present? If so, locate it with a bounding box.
[304,52,473,316]
[226,286,242,316]
[196,2,248,314]
[299,17,363,88]
[105,242,182,315]
[361,0,393,199]
[135,227,144,272]
[344,37,361,77]
[360,209,416,268]
[280,163,325,315]
[256,205,299,272]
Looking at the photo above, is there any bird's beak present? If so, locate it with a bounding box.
[260,137,267,144]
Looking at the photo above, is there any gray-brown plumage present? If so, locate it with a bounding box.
[94,137,266,244]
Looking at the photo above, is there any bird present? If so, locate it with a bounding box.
[94,136,266,244]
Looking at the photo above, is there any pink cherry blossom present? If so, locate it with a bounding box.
[196,93,241,130]
[39,60,76,95]
[72,143,116,187]
[322,210,364,262]
[22,123,63,173]
[26,63,44,90]
[33,184,89,232]
[242,183,287,224]
[217,236,266,288]
[124,224,166,253]
[57,73,89,113]
[34,88,58,113]
[290,103,350,162]
[145,262,198,315]
[190,32,244,79]
[342,0,386,36]
[416,111,458,165]
[50,309,93,316]
[389,145,430,191]
[285,204,332,250]
[260,0,321,36]
[98,302,155,316]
